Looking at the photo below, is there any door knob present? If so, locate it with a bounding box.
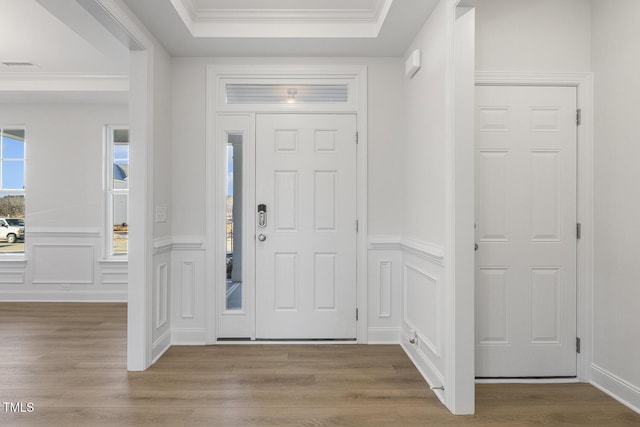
[474,243,479,251]
[258,234,267,242]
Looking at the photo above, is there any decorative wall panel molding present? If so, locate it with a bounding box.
[156,262,168,328]
[368,236,444,265]
[378,259,392,318]
[0,270,26,284]
[154,236,205,254]
[27,229,101,239]
[98,260,128,285]
[180,260,195,318]
[403,262,441,357]
[32,244,94,284]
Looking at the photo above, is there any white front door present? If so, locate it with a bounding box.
[475,86,578,377]
[255,114,357,339]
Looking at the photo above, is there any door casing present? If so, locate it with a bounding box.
[206,65,369,343]
[475,72,594,383]
[474,85,578,377]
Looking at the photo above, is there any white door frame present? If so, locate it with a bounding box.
[475,72,594,382]
[205,65,369,343]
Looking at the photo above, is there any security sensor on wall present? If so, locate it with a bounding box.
[405,49,421,78]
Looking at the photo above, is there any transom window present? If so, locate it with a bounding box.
[225,84,349,104]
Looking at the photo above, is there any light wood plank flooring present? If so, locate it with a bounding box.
[0,303,638,426]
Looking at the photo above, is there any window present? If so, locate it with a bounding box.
[225,84,349,104]
[0,128,25,254]
[226,134,242,310]
[106,127,129,256]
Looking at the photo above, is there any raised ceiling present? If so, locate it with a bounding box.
[123,0,439,57]
[169,0,394,38]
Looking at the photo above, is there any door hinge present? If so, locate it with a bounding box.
[356,308,359,321]
[576,109,582,126]
[576,337,581,354]
[577,223,582,240]
[356,220,359,232]
[355,131,359,144]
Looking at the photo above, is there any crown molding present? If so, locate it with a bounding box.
[170,0,393,38]
[0,73,128,92]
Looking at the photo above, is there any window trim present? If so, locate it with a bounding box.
[104,125,129,259]
[0,125,26,257]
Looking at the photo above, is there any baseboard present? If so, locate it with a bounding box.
[401,338,446,405]
[476,378,579,384]
[591,364,640,414]
[0,290,127,302]
[367,327,401,344]
[171,328,206,345]
[151,329,172,364]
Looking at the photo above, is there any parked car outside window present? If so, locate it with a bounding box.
[0,218,25,243]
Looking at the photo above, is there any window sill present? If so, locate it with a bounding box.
[98,258,128,265]
[0,254,27,267]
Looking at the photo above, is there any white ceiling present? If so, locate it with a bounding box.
[0,0,127,74]
[0,0,128,103]
[123,0,439,57]
[0,0,439,103]
[168,0,394,38]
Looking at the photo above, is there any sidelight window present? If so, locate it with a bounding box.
[226,133,243,310]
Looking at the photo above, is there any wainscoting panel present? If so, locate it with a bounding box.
[0,265,26,285]
[404,262,441,356]
[399,239,446,402]
[378,260,392,318]
[156,262,169,329]
[0,230,127,301]
[171,238,206,345]
[152,249,171,354]
[367,237,403,343]
[32,244,94,284]
[180,260,195,319]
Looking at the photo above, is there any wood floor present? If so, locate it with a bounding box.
[0,303,638,426]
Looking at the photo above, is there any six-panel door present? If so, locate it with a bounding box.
[475,86,578,377]
[255,114,357,339]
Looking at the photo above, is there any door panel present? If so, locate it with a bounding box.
[255,114,357,339]
[475,86,577,377]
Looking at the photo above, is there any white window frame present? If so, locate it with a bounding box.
[0,125,26,257]
[104,125,129,258]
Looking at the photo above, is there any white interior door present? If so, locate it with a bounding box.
[255,114,357,339]
[475,86,577,377]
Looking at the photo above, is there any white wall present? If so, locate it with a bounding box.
[402,4,447,245]
[153,48,173,241]
[171,56,404,238]
[170,56,406,343]
[120,0,175,369]
[476,0,591,72]
[150,46,173,362]
[399,0,476,415]
[591,0,640,412]
[0,102,128,300]
[399,0,451,410]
